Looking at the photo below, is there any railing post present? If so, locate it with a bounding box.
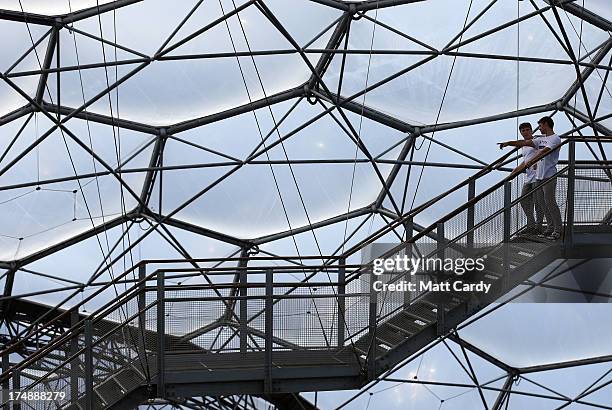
[367,271,378,380]
[467,180,476,247]
[337,258,346,348]
[404,216,413,306]
[138,265,147,353]
[84,320,93,410]
[503,181,512,242]
[12,369,19,410]
[70,309,79,405]
[565,138,576,247]
[264,269,273,393]
[240,261,248,355]
[436,222,446,259]
[436,222,445,336]
[156,271,165,399]
[2,351,8,407]
[503,181,512,290]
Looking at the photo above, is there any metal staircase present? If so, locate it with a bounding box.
[1,138,611,409]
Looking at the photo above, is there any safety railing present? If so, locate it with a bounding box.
[348,138,612,373]
[2,138,611,407]
[0,138,526,378]
[1,260,373,408]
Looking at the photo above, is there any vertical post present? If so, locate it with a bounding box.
[566,139,576,247]
[264,269,273,393]
[503,181,512,242]
[503,181,512,290]
[436,222,445,336]
[436,222,446,260]
[404,216,414,306]
[239,255,248,355]
[156,271,165,399]
[137,265,148,371]
[70,310,79,405]
[84,320,93,410]
[367,272,378,380]
[337,258,346,348]
[12,369,19,410]
[2,352,9,407]
[467,180,476,247]
[138,265,146,324]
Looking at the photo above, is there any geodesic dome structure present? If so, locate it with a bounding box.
[0,0,611,409]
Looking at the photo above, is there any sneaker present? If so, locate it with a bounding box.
[522,226,541,235]
[545,231,561,240]
[538,229,553,238]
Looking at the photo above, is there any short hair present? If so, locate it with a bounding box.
[519,122,532,130]
[538,116,554,128]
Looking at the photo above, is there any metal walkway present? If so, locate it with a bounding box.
[1,139,611,409]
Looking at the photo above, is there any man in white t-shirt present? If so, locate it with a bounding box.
[498,116,562,239]
[498,122,545,234]
[532,117,562,239]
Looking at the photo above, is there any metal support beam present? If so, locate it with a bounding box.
[308,13,350,91]
[146,212,252,248]
[35,27,58,104]
[70,310,79,405]
[374,133,417,208]
[503,181,512,291]
[84,319,93,410]
[544,0,612,32]
[43,102,160,134]
[355,0,426,11]
[420,102,559,134]
[492,374,515,410]
[317,91,416,133]
[367,273,378,379]
[1,352,8,407]
[0,9,54,25]
[436,222,445,336]
[140,129,168,211]
[253,206,371,245]
[11,368,19,410]
[0,105,33,128]
[467,180,476,247]
[0,268,16,318]
[138,264,148,359]
[4,213,133,268]
[560,39,612,107]
[403,216,413,305]
[565,139,576,246]
[337,257,346,347]
[565,105,612,136]
[157,271,166,399]
[167,85,303,135]
[61,0,143,24]
[264,269,273,393]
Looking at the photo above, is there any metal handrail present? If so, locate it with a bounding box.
[3,136,611,395]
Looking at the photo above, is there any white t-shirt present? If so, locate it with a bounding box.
[522,145,538,183]
[533,134,561,180]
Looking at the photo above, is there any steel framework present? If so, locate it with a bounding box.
[0,0,611,409]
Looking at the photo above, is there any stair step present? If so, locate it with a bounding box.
[95,377,125,406]
[353,336,388,358]
[388,313,424,334]
[376,324,411,347]
[114,365,146,391]
[405,303,436,323]
[421,292,466,307]
[386,321,414,336]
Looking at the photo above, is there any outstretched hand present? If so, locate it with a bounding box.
[498,142,508,149]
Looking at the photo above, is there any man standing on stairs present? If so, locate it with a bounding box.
[532,116,562,239]
[498,116,562,240]
[516,122,545,234]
